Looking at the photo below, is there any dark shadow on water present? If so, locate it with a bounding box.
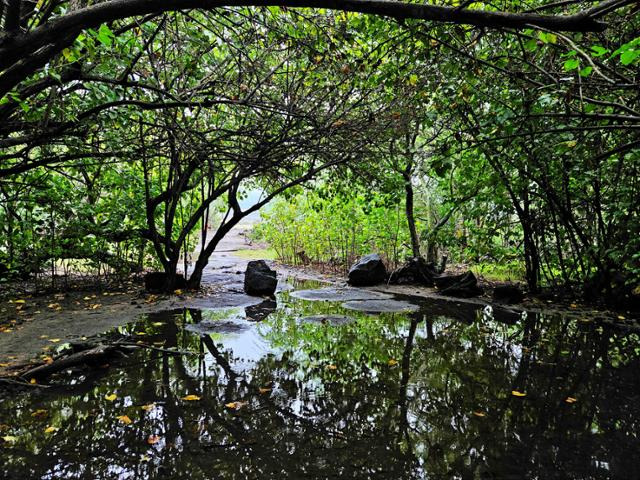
[1,287,639,479]
[245,299,277,322]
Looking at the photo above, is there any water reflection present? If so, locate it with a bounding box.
[1,290,639,479]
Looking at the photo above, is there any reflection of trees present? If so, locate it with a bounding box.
[1,305,639,479]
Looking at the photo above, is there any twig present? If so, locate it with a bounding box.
[0,377,50,388]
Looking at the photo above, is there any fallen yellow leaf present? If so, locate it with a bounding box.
[511,390,526,397]
[565,397,577,404]
[2,435,18,443]
[570,303,577,308]
[388,359,398,366]
[617,315,626,320]
[105,393,117,402]
[152,322,164,327]
[117,415,132,425]
[0,363,9,367]
[258,388,271,394]
[49,338,61,343]
[173,289,183,295]
[225,401,248,410]
[29,378,37,384]
[181,395,201,401]
[147,435,161,445]
[44,426,58,434]
[13,300,26,304]
[141,403,156,412]
[326,364,337,370]
[473,411,486,417]
[31,409,48,419]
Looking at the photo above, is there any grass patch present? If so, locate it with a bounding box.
[234,248,277,260]
[471,262,526,283]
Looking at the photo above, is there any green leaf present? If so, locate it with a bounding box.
[538,32,557,44]
[590,45,608,57]
[62,48,77,62]
[523,39,538,52]
[563,58,580,71]
[579,66,593,77]
[620,49,639,65]
[97,24,114,47]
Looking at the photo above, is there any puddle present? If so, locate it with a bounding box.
[1,284,639,479]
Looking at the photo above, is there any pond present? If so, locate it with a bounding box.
[1,284,639,479]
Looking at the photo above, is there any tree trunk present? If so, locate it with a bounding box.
[403,162,421,258]
[161,255,180,292]
[522,223,540,293]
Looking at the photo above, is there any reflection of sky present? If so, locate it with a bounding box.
[185,307,277,377]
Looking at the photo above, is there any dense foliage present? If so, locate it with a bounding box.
[0,2,638,303]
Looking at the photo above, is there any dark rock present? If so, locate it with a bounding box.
[144,272,186,292]
[433,272,465,290]
[347,254,387,286]
[493,285,524,304]
[435,271,482,298]
[244,260,277,296]
[389,257,437,286]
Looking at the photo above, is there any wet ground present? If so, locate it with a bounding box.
[0,219,336,367]
[1,281,639,480]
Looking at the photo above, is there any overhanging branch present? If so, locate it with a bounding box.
[0,0,617,97]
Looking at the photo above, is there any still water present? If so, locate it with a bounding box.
[1,286,638,479]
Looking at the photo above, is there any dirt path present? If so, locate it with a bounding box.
[194,217,340,290]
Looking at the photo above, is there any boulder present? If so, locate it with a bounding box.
[493,285,524,304]
[435,271,482,298]
[244,260,277,296]
[144,272,186,292]
[347,254,387,286]
[388,257,437,286]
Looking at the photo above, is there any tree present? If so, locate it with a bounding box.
[0,0,629,134]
